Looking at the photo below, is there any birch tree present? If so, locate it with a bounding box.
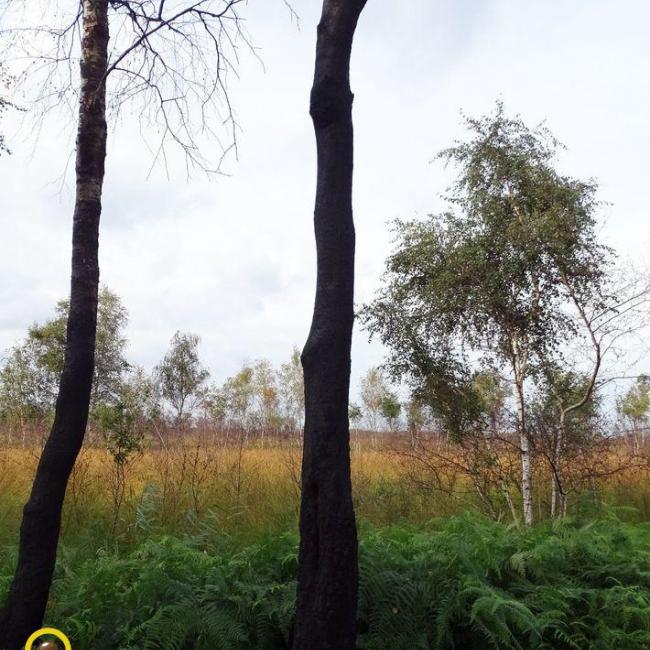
[361,104,612,525]
[156,331,209,426]
[619,376,650,451]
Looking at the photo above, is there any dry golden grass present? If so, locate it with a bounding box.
[0,440,438,547]
[1,436,649,550]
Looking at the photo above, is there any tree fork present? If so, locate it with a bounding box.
[292,1,367,649]
[0,1,109,646]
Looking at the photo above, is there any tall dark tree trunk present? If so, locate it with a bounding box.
[0,2,109,646]
[292,2,367,649]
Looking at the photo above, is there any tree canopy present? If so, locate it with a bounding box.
[361,103,612,417]
[360,104,615,524]
[155,331,210,425]
[0,286,129,425]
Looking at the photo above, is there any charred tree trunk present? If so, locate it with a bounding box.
[292,2,367,649]
[0,2,109,646]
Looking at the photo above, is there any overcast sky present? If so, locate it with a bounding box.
[1,0,649,395]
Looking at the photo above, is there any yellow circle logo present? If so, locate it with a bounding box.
[24,627,71,650]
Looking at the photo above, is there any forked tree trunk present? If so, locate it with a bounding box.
[292,2,367,649]
[0,2,108,646]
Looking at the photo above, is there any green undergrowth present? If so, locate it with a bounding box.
[2,512,650,649]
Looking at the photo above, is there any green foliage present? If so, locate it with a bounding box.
[405,398,429,434]
[3,514,650,649]
[535,369,599,421]
[618,376,650,426]
[32,286,130,406]
[217,355,304,433]
[200,386,229,426]
[0,341,55,427]
[531,369,601,451]
[380,393,401,431]
[0,287,130,427]
[95,402,144,466]
[360,103,612,429]
[356,515,650,649]
[361,367,399,431]
[155,331,210,424]
[221,366,255,428]
[278,348,304,430]
[251,360,282,431]
[47,534,299,650]
[473,370,510,419]
[0,287,129,435]
[349,402,363,425]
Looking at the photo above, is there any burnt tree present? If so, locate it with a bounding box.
[293,1,368,649]
[0,1,247,645]
[0,1,109,645]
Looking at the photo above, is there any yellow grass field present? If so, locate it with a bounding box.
[1,437,649,551]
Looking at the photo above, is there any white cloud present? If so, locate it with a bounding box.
[1,0,649,394]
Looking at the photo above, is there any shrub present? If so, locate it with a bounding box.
[3,513,650,649]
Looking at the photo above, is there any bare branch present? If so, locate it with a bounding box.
[0,0,262,175]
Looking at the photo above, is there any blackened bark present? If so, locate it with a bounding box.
[0,2,109,647]
[292,2,367,649]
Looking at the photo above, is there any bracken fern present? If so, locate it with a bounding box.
[3,512,650,649]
